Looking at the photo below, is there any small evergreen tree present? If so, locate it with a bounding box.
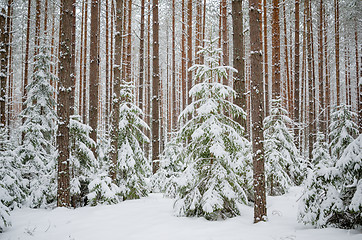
[312,132,331,166]
[173,36,251,220]
[299,134,361,229]
[329,104,359,160]
[16,45,57,208]
[264,99,303,196]
[117,81,150,200]
[69,115,97,207]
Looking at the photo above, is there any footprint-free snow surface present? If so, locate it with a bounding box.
[2,187,361,240]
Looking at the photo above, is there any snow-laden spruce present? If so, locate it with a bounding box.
[116,81,151,200]
[16,45,57,208]
[0,127,26,232]
[69,115,97,207]
[329,104,359,160]
[173,36,251,220]
[299,134,361,229]
[264,98,304,196]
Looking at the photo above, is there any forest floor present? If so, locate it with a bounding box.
[1,187,361,240]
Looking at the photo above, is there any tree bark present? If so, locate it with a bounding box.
[110,0,124,181]
[181,0,186,111]
[294,0,300,149]
[82,0,89,124]
[249,0,267,223]
[334,0,340,106]
[318,0,325,133]
[221,0,228,86]
[22,0,32,115]
[89,0,99,152]
[172,0,177,130]
[187,0,193,106]
[232,0,246,132]
[57,0,76,208]
[152,0,160,174]
[263,0,269,116]
[271,0,280,99]
[139,0,145,112]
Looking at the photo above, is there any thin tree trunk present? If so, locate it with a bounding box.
[318,0,325,133]
[152,0,160,174]
[126,0,132,84]
[294,0,300,149]
[355,27,361,132]
[6,0,13,129]
[0,8,7,127]
[105,0,110,129]
[181,0,186,111]
[57,0,76,208]
[271,0,280,99]
[187,0,193,106]
[78,0,85,115]
[23,0,32,114]
[195,0,202,66]
[221,0,228,86]
[334,0,340,106]
[249,0,267,223]
[282,2,291,116]
[172,0,177,130]
[232,0,246,131]
[139,0,145,112]
[82,0,89,124]
[89,0,100,153]
[324,8,330,135]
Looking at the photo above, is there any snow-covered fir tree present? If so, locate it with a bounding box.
[117,81,150,200]
[173,36,251,220]
[299,134,361,229]
[69,115,97,207]
[264,98,303,196]
[16,45,57,208]
[312,132,331,166]
[329,104,359,160]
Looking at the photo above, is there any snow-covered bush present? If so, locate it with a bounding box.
[264,98,304,196]
[87,173,123,206]
[117,81,150,200]
[173,36,251,220]
[299,134,361,229]
[329,104,359,160]
[69,115,96,207]
[16,45,57,208]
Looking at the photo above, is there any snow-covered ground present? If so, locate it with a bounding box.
[2,187,360,240]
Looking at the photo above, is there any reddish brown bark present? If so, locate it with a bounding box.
[271,0,280,99]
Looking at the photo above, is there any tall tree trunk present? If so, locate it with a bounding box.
[306,0,314,160]
[355,27,361,132]
[271,0,280,99]
[152,0,160,174]
[139,0,145,113]
[89,0,100,152]
[221,0,229,86]
[110,0,124,181]
[282,2,291,116]
[195,0,202,66]
[187,0,193,106]
[35,0,41,53]
[57,0,76,208]
[23,0,32,114]
[318,0,325,133]
[172,0,177,130]
[294,0,300,149]
[181,0,186,111]
[126,0,132,84]
[232,0,246,131]
[334,0,340,106]
[6,0,13,129]
[263,0,269,116]
[78,0,85,116]
[105,0,110,129]
[249,0,267,223]
[82,0,89,124]
[324,8,330,136]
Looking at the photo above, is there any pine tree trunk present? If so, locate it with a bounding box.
[282,2,291,116]
[152,0,160,174]
[195,0,202,66]
[105,0,110,128]
[0,5,9,127]
[263,0,269,116]
[271,0,280,99]
[221,0,228,86]
[6,0,13,129]
[187,0,193,106]
[294,0,300,149]
[23,0,32,114]
[181,0,186,111]
[89,0,99,151]
[318,0,325,133]
[232,0,246,131]
[139,0,145,113]
[324,10,330,135]
[355,27,361,132]
[57,0,76,208]
[126,0,132,84]
[82,0,89,124]
[249,0,267,223]
[172,0,177,130]
[334,0,340,106]
[110,0,124,181]
[34,0,41,53]
[78,0,85,116]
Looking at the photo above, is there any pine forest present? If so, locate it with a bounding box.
[0,0,361,238]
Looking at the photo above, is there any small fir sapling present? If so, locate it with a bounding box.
[117,81,151,200]
[173,36,251,220]
[16,45,57,208]
[69,115,97,207]
[264,98,304,196]
[329,104,359,161]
